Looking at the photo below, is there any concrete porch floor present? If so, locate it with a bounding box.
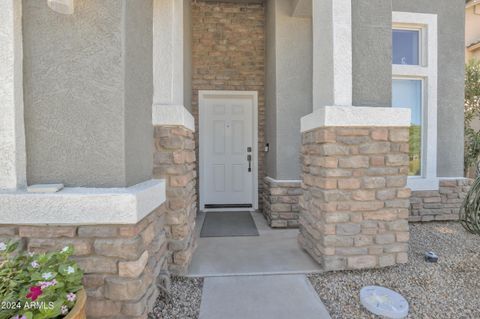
[187,211,322,277]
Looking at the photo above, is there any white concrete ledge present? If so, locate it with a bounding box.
[152,104,195,132]
[0,179,166,225]
[408,177,469,191]
[265,177,302,184]
[301,106,411,132]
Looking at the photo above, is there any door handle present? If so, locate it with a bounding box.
[247,154,252,172]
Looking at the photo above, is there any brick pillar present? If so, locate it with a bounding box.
[299,125,411,271]
[154,125,197,274]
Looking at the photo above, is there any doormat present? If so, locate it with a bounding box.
[200,211,259,237]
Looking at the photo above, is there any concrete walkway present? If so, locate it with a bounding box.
[199,274,331,319]
[190,211,331,318]
[188,211,322,277]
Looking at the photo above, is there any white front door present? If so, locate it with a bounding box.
[199,91,258,211]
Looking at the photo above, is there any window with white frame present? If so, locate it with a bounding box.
[392,12,438,190]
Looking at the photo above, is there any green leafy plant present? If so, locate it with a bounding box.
[0,242,83,319]
[464,59,480,175]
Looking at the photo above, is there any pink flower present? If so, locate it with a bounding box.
[11,315,27,319]
[26,286,42,301]
[66,292,76,302]
[39,279,57,290]
[30,261,39,268]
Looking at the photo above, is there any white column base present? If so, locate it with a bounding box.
[301,106,411,132]
[152,104,195,132]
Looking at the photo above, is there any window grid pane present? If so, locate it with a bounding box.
[392,79,422,176]
[393,29,420,65]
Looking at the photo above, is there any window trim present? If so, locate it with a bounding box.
[392,12,438,191]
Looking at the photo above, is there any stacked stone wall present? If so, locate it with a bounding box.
[299,126,411,271]
[410,179,472,222]
[263,178,302,228]
[154,126,197,274]
[192,1,265,210]
[0,205,168,318]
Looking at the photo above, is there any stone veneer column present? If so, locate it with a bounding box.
[263,177,302,228]
[299,106,412,271]
[152,0,197,274]
[154,125,197,274]
[0,205,168,319]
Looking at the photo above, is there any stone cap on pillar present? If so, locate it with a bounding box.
[301,106,411,133]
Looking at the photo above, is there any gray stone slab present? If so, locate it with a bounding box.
[200,211,259,237]
[199,275,331,319]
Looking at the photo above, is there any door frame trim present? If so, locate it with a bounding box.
[199,90,259,212]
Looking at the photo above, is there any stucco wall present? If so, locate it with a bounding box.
[124,0,154,187]
[392,0,465,177]
[265,0,312,180]
[23,0,153,187]
[265,0,277,178]
[352,0,392,107]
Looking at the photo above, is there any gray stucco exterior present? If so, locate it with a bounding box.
[265,0,465,179]
[265,0,312,180]
[124,0,154,187]
[18,0,465,189]
[265,0,277,178]
[352,0,392,107]
[392,0,465,177]
[23,0,153,187]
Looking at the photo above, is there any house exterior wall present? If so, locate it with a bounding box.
[352,0,392,107]
[466,3,480,61]
[22,0,153,188]
[263,0,311,227]
[265,0,277,179]
[392,0,465,178]
[272,0,312,180]
[124,0,154,187]
[191,1,265,208]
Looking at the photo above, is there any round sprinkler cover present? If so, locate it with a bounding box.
[360,286,409,319]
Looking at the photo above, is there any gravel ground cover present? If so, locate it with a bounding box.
[149,276,203,319]
[309,222,480,318]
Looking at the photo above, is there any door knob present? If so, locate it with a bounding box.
[247,154,252,172]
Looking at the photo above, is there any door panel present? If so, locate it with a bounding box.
[201,94,254,208]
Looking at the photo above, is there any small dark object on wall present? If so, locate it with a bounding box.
[425,251,438,263]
